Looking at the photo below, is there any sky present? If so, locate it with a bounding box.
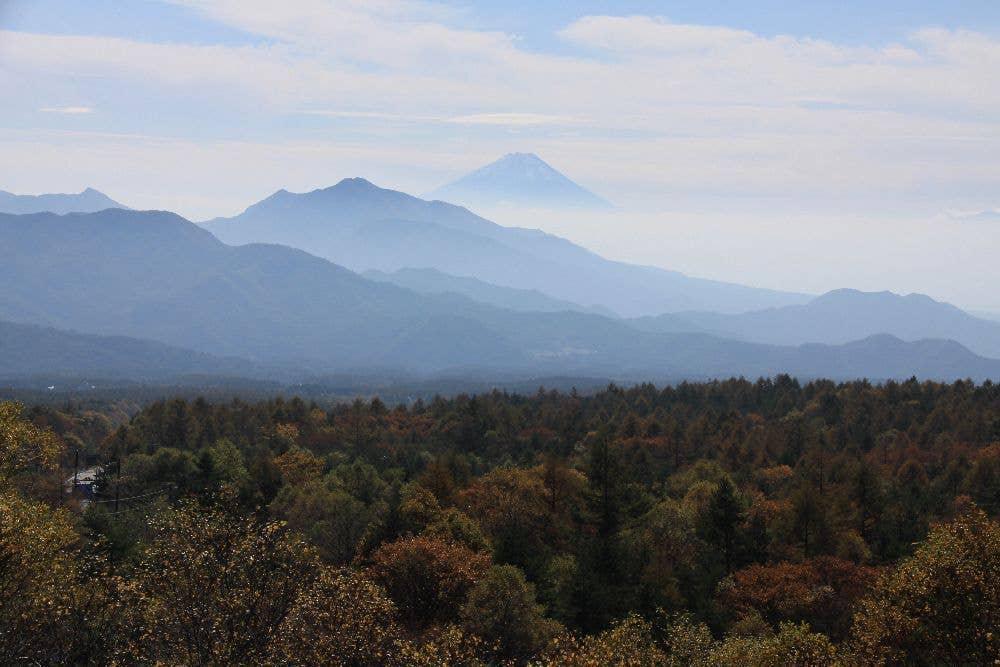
[2,0,1000,310]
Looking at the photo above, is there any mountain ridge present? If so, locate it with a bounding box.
[202,177,808,316]
[631,288,1000,358]
[0,318,262,381]
[0,187,128,214]
[363,267,616,317]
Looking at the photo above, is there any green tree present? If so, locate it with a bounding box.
[423,507,492,553]
[790,483,830,558]
[398,481,444,534]
[208,437,249,488]
[460,564,562,662]
[630,497,702,610]
[120,447,198,496]
[331,459,388,505]
[271,480,372,564]
[710,621,837,666]
[706,477,745,574]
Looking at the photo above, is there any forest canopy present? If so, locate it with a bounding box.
[3,376,1000,664]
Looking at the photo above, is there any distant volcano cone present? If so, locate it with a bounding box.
[427,152,612,210]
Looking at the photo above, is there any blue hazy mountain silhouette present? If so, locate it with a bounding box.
[204,177,805,316]
[0,319,260,381]
[3,208,1000,381]
[0,187,127,214]
[363,267,615,317]
[632,288,1000,359]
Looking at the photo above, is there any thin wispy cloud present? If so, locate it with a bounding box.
[297,110,441,122]
[39,106,94,114]
[448,113,582,126]
[949,209,1000,222]
[298,110,581,127]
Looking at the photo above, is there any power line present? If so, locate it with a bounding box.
[89,486,170,504]
[102,503,164,517]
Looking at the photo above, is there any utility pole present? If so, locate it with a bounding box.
[114,459,121,513]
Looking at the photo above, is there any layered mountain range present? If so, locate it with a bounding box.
[3,193,1000,383]
[4,154,1000,385]
[362,267,616,317]
[203,177,805,316]
[631,289,1000,359]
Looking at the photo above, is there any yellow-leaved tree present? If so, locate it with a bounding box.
[0,401,62,482]
[112,500,319,665]
[849,502,1000,665]
[0,401,100,663]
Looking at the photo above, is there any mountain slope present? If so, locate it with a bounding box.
[363,267,615,316]
[974,310,1000,324]
[0,320,259,380]
[4,209,998,381]
[787,335,1000,381]
[203,178,807,316]
[0,209,513,369]
[427,152,612,209]
[632,289,1000,358]
[0,187,127,214]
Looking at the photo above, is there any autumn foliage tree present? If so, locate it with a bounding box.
[460,467,554,576]
[0,401,62,498]
[269,566,404,666]
[368,534,491,631]
[537,614,668,666]
[112,501,318,665]
[0,402,91,663]
[850,502,1000,664]
[0,491,97,664]
[717,556,878,640]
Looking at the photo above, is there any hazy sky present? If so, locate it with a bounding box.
[2,1,1000,309]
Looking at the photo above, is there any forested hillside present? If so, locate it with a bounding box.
[5,377,1000,664]
[0,319,262,380]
